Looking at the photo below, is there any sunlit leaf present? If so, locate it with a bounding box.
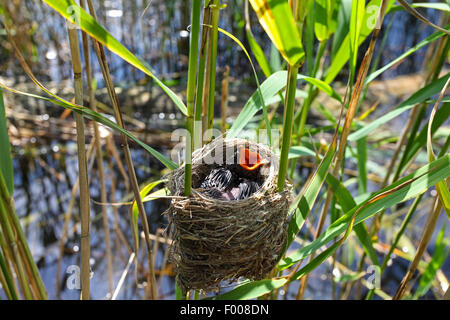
[249,0,305,66]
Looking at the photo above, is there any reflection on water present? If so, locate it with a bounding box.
[2,0,445,85]
[2,0,449,300]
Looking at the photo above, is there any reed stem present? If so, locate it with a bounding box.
[86,0,157,299]
[220,66,230,134]
[277,64,299,191]
[393,196,443,299]
[0,200,32,299]
[205,0,220,143]
[184,0,202,197]
[0,169,47,299]
[80,0,113,296]
[67,21,91,300]
[0,246,18,299]
[297,0,389,299]
[55,141,95,298]
[194,5,211,149]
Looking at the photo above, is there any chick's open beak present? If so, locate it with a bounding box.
[239,147,268,171]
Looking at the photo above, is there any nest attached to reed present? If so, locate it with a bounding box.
[165,137,292,293]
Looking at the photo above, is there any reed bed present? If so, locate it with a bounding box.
[0,0,449,301]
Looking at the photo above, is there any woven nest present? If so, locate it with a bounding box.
[165,137,292,293]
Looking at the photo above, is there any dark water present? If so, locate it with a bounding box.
[2,0,449,300]
[2,0,445,84]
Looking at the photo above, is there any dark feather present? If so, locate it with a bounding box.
[200,167,233,190]
[236,180,260,200]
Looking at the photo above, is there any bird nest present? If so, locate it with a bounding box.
[165,137,292,293]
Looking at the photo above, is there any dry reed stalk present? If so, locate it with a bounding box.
[393,76,450,299]
[85,0,157,299]
[67,21,91,300]
[0,201,32,299]
[201,4,213,140]
[1,20,49,300]
[351,23,450,298]
[105,135,130,191]
[393,196,443,299]
[379,25,449,191]
[105,150,133,257]
[55,139,95,297]
[220,66,230,134]
[296,0,389,299]
[79,0,113,296]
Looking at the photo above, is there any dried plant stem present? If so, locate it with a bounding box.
[0,246,17,300]
[205,0,220,143]
[201,6,213,139]
[297,0,388,299]
[67,22,91,300]
[106,142,133,257]
[86,0,157,300]
[55,141,95,298]
[79,1,113,295]
[393,196,443,300]
[355,23,450,300]
[220,66,230,134]
[105,135,130,191]
[0,199,32,299]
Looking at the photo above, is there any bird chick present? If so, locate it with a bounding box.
[199,147,269,201]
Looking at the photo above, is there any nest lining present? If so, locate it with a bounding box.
[165,138,292,292]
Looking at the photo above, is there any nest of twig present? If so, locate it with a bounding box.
[165,137,292,293]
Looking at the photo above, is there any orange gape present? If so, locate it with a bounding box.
[239,147,265,171]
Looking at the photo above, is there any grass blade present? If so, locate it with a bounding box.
[217,27,271,144]
[0,83,177,170]
[245,0,272,77]
[349,0,365,82]
[396,0,450,34]
[0,89,13,195]
[366,25,449,84]
[326,174,379,266]
[325,0,395,84]
[41,0,187,116]
[279,154,450,270]
[349,72,450,141]
[285,138,336,248]
[426,77,450,218]
[227,71,341,138]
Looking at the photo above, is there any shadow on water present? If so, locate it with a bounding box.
[2,0,449,300]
